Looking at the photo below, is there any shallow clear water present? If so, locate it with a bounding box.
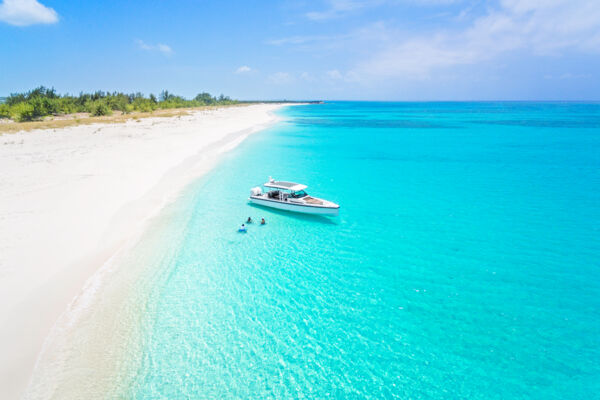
[119,102,600,399]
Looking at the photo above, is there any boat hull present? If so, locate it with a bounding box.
[249,196,339,216]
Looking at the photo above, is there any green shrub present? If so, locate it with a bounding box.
[3,87,237,122]
[0,104,11,119]
[11,103,36,122]
[132,98,157,112]
[29,97,57,118]
[90,102,112,116]
[58,97,78,114]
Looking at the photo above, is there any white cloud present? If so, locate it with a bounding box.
[300,72,315,82]
[327,69,343,79]
[266,35,332,46]
[156,44,172,54]
[267,0,599,93]
[544,73,591,80]
[268,72,293,85]
[267,21,391,53]
[235,65,252,74]
[324,69,361,84]
[305,0,393,21]
[0,0,58,26]
[305,0,458,21]
[352,0,600,81]
[135,39,173,55]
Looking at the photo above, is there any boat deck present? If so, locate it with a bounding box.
[303,196,323,205]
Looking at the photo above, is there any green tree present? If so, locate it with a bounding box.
[159,90,172,102]
[194,92,215,105]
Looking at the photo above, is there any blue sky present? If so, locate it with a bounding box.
[1,0,599,100]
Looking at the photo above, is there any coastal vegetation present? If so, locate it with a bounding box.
[0,87,238,122]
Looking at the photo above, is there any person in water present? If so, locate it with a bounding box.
[261,218,266,225]
[247,217,252,223]
[239,223,246,231]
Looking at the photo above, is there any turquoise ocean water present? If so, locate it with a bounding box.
[119,102,600,399]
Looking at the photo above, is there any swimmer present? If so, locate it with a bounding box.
[247,217,252,223]
[261,218,266,225]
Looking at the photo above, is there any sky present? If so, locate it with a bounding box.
[1,0,600,100]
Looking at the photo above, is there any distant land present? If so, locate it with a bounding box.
[0,87,323,134]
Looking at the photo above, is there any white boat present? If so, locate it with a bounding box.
[249,178,340,216]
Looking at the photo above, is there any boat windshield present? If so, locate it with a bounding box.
[290,190,308,198]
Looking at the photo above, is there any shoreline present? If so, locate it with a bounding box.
[0,103,289,399]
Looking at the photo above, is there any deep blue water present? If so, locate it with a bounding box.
[121,102,600,399]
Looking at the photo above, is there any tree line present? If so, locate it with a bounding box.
[0,87,238,122]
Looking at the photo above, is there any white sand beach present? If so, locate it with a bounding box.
[0,104,285,399]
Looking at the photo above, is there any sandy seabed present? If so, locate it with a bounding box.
[0,104,286,399]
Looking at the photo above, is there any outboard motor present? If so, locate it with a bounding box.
[250,187,262,196]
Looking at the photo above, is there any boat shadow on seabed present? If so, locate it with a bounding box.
[247,203,339,225]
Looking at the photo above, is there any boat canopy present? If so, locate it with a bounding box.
[264,180,307,191]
